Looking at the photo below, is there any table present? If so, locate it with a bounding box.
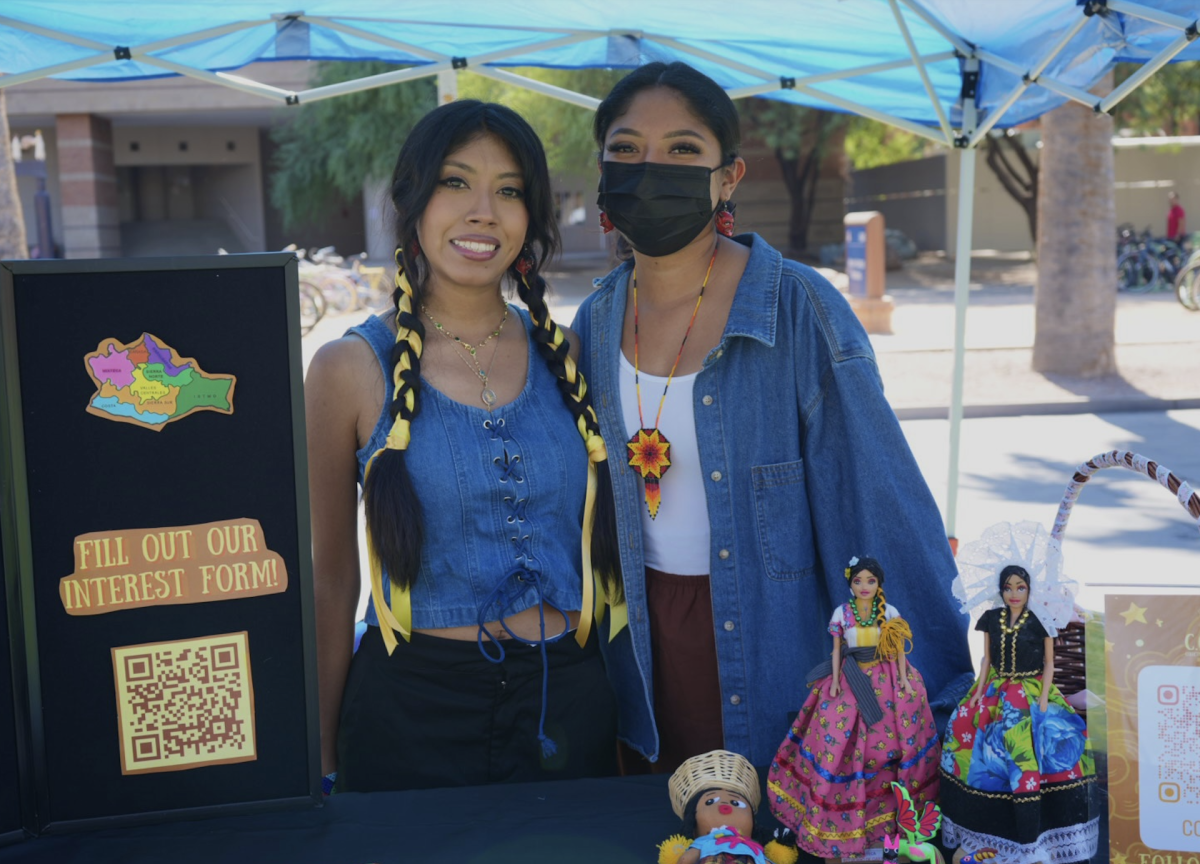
[0,775,680,864]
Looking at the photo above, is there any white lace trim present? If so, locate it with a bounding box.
[951,521,1077,635]
[942,815,1099,864]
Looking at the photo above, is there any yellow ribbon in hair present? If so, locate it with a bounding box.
[362,263,425,655]
[363,447,413,655]
[520,273,628,644]
[875,616,913,662]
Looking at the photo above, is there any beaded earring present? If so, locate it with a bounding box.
[599,211,615,234]
[715,201,735,237]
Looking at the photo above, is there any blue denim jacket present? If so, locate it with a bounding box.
[573,234,974,768]
[348,309,588,629]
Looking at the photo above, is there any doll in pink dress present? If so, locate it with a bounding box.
[768,556,940,860]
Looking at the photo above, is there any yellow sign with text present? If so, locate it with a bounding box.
[1105,594,1200,864]
[59,518,287,615]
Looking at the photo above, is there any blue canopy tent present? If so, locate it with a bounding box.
[2,0,1197,538]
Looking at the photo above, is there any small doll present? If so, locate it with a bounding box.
[767,556,941,861]
[941,522,1098,864]
[658,750,798,864]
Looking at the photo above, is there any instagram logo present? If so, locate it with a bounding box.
[1159,685,1180,705]
[1160,783,1181,803]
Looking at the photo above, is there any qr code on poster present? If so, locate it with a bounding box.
[1139,665,1200,851]
[111,631,256,775]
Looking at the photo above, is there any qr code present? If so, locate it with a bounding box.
[1139,665,1200,851]
[111,631,256,775]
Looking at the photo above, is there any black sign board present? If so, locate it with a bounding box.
[0,254,319,833]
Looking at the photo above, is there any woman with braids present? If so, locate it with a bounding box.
[306,100,620,793]
[572,62,974,775]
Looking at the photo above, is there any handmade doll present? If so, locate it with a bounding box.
[767,557,940,861]
[940,522,1098,864]
[659,750,798,864]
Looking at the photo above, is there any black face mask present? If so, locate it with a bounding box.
[597,160,724,258]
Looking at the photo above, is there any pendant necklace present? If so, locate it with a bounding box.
[423,300,509,407]
[627,245,718,519]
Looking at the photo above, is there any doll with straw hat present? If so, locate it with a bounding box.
[658,750,798,864]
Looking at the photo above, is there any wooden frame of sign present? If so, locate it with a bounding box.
[0,254,320,833]
[0,528,30,845]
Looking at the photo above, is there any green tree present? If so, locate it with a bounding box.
[458,68,624,176]
[269,63,623,231]
[738,98,848,256]
[844,117,927,170]
[269,63,436,231]
[1114,60,1200,136]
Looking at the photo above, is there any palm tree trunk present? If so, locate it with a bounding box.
[0,87,29,260]
[1032,74,1116,376]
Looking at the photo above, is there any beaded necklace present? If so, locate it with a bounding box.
[850,595,882,628]
[997,607,1030,675]
[626,245,718,520]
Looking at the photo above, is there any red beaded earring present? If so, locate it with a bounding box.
[408,239,421,260]
[715,201,735,237]
[514,245,535,277]
[599,211,615,234]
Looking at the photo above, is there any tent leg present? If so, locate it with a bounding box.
[946,145,976,542]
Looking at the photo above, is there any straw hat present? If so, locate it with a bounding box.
[668,749,761,819]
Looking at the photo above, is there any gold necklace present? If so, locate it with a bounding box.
[998,607,1029,674]
[423,300,509,407]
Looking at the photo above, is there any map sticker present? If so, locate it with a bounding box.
[112,632,256,775]
[1138,664,1200,852]
[84,333,235,431]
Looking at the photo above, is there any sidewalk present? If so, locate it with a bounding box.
[857,253,1200,419]
[304,251,1200,420]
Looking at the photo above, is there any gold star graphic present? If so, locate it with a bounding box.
[1156,619,1163,627]
[1105,640,1114,653]
[1113,852,1129,864]
[1119,602,1147,625]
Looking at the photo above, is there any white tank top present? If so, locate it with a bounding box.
[618,352,712,575]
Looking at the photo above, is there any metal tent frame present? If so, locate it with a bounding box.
[2,0,1197,537]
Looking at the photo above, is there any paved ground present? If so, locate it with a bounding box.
[303,251,1200,619]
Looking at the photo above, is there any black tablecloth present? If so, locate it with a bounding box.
[0,775,679,864]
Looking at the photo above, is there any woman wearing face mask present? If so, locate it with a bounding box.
[572,62,974,775]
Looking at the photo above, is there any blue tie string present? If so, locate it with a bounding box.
[476,566,569,760]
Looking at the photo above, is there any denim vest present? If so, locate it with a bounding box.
[573,234,975,768]
[349,308,588,629]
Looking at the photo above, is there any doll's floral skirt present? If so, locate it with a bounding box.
[766,659,940,858]
[938,671,1098,864]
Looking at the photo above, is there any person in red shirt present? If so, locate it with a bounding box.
[1167,191,1186,242]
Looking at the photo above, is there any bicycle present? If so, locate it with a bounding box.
[1175,248,1200,311]
[298,280,327,335]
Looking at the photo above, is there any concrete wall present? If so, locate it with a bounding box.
[944,146,1038,254]
[861,139,1200,256]
[1112,142,1200,236]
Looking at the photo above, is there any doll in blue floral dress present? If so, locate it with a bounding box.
[940,555,1097,864]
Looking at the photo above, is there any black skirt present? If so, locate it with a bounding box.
[336,625,618,793]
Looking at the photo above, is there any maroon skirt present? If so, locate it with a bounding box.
[642,567,725,774]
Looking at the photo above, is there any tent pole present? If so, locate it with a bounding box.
[888,0,954,144]
[725,50,956,100]
[946,145,975,541]
[946,58,979,544]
